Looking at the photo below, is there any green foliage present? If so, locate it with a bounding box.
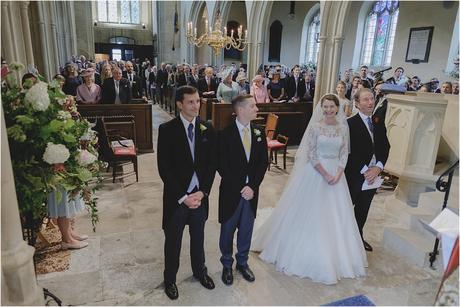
[2,67,103,232]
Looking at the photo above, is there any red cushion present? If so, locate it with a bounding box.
[113,146,136,156]
[267,140,286,149]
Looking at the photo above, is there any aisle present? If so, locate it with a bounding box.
[37,105,442,306]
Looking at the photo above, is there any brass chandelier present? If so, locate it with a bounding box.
[186,12,248,56]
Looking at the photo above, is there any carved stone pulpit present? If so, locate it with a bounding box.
[384,92,452,206]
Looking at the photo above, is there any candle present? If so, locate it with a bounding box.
[209,26,212,33]
[245,29,248,38]
[205,19,208,30]
[194,27,197,36]
[231,29,234,37]
[224,26,227,34]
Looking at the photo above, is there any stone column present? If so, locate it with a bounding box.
[36,1,51,80]
[19,1,34,66]
[1,2,16,63]
[67,1,78,56]
[1,109,44,306]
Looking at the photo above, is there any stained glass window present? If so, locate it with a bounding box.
[360,0,399,67]
[97,0,140,24]
[305,12,320,65]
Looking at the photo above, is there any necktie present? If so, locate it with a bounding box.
[207,78,211,91]
[242,127,250,156]
[187,123,194,142]
[367,116,374,133]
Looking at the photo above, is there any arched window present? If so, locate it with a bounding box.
[268,20,282,62]
[224,21,243,60]
[305,12,320,65]
[361,0,399,67]
[97,0,140,24]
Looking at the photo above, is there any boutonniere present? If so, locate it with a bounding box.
[257,137,262,142]
[199,123,207,133]
[253,128,261,136]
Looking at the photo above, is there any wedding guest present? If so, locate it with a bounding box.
[441,81,453,94]
[101,67,131,104]
[76,68,101,104]
[53,74,66,90]
[407,76,421,91]
[430,78,441,93]
[359,65,373,89]
[336,80,353,117]
[267,70,285,102]
[197,67,218,99]
[346,76,361,100]
[419,85,430,92]
[62,63,82,96]
[285,65,303,102]
[21,73,38,89]
[100,64,113,85]
[48,188,88,250]
[299,71,315,102]
[216,68,239,104]
[148,65,158,103]
[386,67,407,86]
[123,61,142,98]
[236,73,250,95]
[87,62,101,86]
[250,75,270,103]
[452,82,459,95]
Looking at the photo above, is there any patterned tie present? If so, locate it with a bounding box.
[188,123,194,142]
[242,127,250,156]
[367,116,374,133]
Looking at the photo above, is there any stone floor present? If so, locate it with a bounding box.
[37,105,445,306]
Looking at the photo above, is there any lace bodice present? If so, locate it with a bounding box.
[306,122,349,168]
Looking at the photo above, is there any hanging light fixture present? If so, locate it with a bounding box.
[186,8,248,56]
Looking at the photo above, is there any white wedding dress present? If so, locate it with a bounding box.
[252,121,367,285]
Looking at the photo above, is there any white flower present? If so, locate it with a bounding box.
[57,110,72,121]
[76,149,97,166]
[79,128,97,141]
[57,98,66,105]
[43,142,70,164]
[25,82,50,111]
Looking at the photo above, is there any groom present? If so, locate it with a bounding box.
[157,85,217,300]
[218,94,268,285]
[345,88,390,252]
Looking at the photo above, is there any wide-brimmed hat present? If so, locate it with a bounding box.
[219,67,233,80]
[80,68,95,78]
[252,74,264,82]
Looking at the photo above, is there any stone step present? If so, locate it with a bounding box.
[383,227,438,267]
[410,213,437,237]
[418,189,458,216]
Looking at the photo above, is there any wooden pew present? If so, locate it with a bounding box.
[77,103,154,152]
[211,102,313,145]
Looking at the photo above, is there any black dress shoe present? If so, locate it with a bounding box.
[198,274,215,289]
[363,240,373,252]
[236,265,255,282]
[164,282,178,300]
[222,268,233,285]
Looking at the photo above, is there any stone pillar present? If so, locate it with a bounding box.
[385,93,448,205]
[1,2,16,63]
[313,1,350,105]
[1,109,44,306]
[19,1,34,66]
[36,1,51,80]
[67,1,78,56]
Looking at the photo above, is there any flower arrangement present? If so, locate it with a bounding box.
[2,64,104,238]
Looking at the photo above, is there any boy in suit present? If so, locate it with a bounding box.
[218,94,269,285]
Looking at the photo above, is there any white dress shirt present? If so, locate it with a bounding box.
[114,79,121,104]
[358,111,384,170]
[178,113,200,204]
[235,118,251,183]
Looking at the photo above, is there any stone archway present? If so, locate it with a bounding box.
[245,1,273,79]
[314,1,351,104]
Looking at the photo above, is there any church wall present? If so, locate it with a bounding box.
[157,1,182,64]
[224,1,248,66]
[74,1,95,59]
[263,1,317,67]
[340,1,458,83]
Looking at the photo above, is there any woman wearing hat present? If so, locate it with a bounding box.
[267,70,285,102]
[63,63,82,96]
[250,74,270,103]
[216,67,239,103]
[76,68,101,104]
[236,73,250,95]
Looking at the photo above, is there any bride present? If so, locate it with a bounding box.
[252,94,367,285]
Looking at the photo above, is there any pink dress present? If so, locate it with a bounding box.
[76,83,101,104]
[250,84,270,103]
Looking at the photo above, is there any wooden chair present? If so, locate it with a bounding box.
[265,113,279,141]
[94,118,139,183]
[267,135,289,170]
